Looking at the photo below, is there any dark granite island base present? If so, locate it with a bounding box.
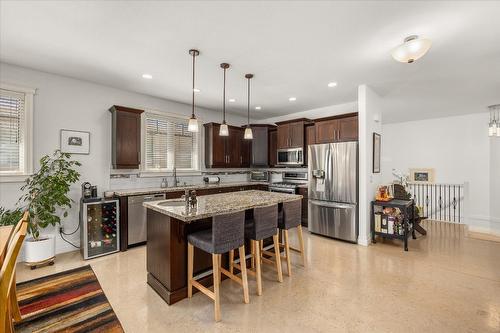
[144,190,303,305]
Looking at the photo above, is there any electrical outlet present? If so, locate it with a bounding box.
[59,226,64,233]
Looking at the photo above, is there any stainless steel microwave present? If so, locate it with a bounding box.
[277,148,304,165]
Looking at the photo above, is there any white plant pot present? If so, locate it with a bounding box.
[24,234,56,264]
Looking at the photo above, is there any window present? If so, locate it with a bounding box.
[143,112,199,172]
[0,84,34,181]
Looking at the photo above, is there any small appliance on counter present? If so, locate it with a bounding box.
[203,176,220,184]
[250,171,269,182]
[80,198,120,259]
[81,182,101,202]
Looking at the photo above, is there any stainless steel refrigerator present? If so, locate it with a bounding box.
[308,142,358,243]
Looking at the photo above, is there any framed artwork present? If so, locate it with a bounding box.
[60,129,90,154]
[373,132,381,173]
[409,168,435,183]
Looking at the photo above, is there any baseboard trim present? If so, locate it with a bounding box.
[466,226,500,243]
[357,236,370,246]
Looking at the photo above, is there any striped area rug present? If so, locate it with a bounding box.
[14,265,124,333]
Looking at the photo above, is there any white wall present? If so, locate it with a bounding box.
[381,112,495,233]
[489,137,500,234]
[0,62,248,254]
[358,85,383,245]
[256,101,357,124]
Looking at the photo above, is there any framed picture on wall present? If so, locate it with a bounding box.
[409,168,435,183]
[373,132,381,173]
[60,129,90,154]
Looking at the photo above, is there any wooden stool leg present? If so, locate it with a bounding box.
[212,254,221,322]
[251,240,255,269]
[187,243,194,298]
[297,225,306,267]
[229,250,234,274]
[272,233,283,282]
[255,241,262,296]
[284,230,292,277]
[238,246,250,304]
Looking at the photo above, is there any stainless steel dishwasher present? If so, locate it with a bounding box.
[128,193,165,245]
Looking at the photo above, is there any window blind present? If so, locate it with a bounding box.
[144,113,198,171]
[0,89,25,173]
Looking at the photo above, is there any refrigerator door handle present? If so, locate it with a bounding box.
[309,199,356,210]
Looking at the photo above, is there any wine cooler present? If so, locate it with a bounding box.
[80,199,120,259]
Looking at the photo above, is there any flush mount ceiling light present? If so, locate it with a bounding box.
[188,49,200,132]
[392,35,432,63]
[229,98,236,102]
[255,106,262,110]
[289,97,297,102]
[142,73,153,79]
[488,104,500,137]
[219,63,230,136]
[327,82,338,88]
[244,74,254,140]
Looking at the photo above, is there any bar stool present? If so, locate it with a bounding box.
[230,204,283,296]
[187,211,249,322]
[278,200,306,276]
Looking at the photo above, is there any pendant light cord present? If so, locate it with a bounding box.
[247,76,250,126]
[223,67,226,124]
[191,52,195,118]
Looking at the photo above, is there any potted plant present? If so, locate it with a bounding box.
[18,150,81,268]
[0,207,24,226]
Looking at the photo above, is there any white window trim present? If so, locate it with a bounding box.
[140,108,202,176]
[0,83,35,183]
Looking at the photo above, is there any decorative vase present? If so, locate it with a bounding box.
[24,234,56,269]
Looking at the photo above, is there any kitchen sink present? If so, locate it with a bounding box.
[157,200,185,207]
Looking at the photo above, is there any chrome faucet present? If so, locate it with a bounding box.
[173,166,179,187]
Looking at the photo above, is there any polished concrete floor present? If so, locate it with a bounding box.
[16,221,500,332]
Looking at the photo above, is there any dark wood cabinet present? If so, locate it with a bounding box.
[109,105,143,169]
[297,186,308,227]
[268,129,277,167]
[314,114,358,143]
[276,120,306,149]
[306,124,316,146]
[204,123,250,168]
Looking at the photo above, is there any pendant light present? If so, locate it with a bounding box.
[489,104,500,137]
[244,74,254,140]
[219,63,230,136]
[392,35,432,63]
[188,49,200,132]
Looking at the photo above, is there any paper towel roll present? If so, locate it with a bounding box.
[203,176,220,184]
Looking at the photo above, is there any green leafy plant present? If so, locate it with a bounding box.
[0,207,24,226]
[18,150,81,240]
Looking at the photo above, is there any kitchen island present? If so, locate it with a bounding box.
[143,190,302,305]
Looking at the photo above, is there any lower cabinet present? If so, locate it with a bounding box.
[297,186,308,227]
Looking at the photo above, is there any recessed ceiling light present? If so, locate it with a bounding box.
[193,88,201,93]
[327,82,338,87]
[142,73,153,79]
[289,97,297,102]
[229,98,236,102]
[255,106,262,110]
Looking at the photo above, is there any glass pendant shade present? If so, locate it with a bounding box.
[244,126,253,140]
[488,105,500,137]
[188,116,198,132]
[392,36,432,63]
[219,123,229,136]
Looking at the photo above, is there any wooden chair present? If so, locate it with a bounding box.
[5,211,29,324]
[0,220,28,333]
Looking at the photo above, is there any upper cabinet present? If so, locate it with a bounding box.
[268,129,277,167]
[276,119,306,149]
[204,123,251,168]
[109,105,143,169]
[249,125,274,167]
[315,114,358,143]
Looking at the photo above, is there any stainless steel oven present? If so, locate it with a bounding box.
[277,148,304,166]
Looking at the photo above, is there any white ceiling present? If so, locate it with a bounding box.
[1,1,499,122]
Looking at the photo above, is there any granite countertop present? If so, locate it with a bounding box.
[143,190,302,222]
[112,181,269,197]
